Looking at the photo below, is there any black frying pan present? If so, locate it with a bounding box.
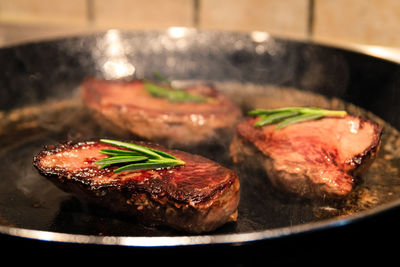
[1,29,400,263]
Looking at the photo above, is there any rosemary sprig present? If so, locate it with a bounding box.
[95,139,185,173]
[144,82,207,103]
[143,72,208,103]
[248,107,347,129]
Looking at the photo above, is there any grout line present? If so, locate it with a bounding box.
[307,0,315,38]
[193,0,200,28]
[86,0,95,26]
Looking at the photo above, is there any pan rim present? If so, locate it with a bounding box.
[1,27,400,65]
[1,197,399,247]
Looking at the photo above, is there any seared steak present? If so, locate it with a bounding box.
[81,78,242,147]
[230,116,382,199]
[33,141,240,233]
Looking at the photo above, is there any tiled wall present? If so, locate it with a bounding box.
[0,0,399,48]
[313,0,400,47]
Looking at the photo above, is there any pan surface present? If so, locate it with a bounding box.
[1,29,400,250]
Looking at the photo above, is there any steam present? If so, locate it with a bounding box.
[95,30,135,80]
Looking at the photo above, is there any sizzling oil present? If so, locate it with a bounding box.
[1,81,400,231]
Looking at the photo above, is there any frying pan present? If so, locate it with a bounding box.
[1,29,400,262]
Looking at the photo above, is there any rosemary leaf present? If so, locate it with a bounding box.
[145,82,174,98]
[152,71,172,86]
[99,149,142,156]
[95,155,148,165]
[248,107,294,116]
[275,113,324,129]
[147,147,179,160]
[255,111,299,127]
[113,160,184,173]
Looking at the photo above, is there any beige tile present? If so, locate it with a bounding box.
[93,0,193,30]
[0,0,88,26]
[314,0,400,47]
[0,23,97,47]
[199,0,309,39]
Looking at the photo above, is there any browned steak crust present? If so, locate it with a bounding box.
[230,116,382,199]
[33,141,240,233]
[81,78,242,147]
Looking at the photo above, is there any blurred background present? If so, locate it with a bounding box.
[0,0,399,50]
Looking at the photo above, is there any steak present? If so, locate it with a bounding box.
[230,115,382,199]
[81,78,242,147]
[33,141,240,233]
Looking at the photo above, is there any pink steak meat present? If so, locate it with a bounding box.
[81,78,242,147]
[33,141,240,233]
[230,115,382,199]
